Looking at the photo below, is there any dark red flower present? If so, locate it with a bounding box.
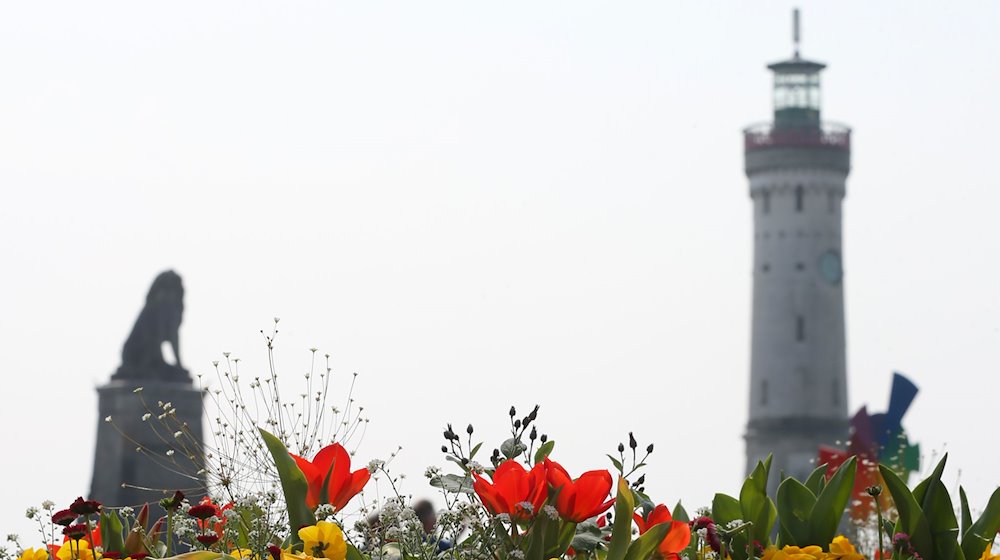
[291,443,371,511]
[187,504,217,520]
[472,459,549,520]
[160,490,185,511]
[102,552,121,559]
[196,534,220,547]
[69,497,102,516]
[267,545,283,560]
[52,510,77,526]
[62,524,88,540]
[544,458,615,523]
[131,553,149,560]
[634,504,691,560]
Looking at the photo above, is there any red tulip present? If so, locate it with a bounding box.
[633,504,691,560]
[472,460,548,520]
[291,443,371,510]
[544,458,615,523]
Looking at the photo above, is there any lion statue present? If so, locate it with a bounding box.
[113,270,189,381]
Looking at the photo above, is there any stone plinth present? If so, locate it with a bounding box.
[90,379,205,507]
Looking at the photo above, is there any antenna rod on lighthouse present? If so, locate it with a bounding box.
[793,8,801,58]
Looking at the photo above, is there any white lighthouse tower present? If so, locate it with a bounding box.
[744,11,851,483]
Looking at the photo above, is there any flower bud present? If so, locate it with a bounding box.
[629,432,637,450]
[509,406,516,417]
[618,443,625,453]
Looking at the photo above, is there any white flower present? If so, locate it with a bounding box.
[142,413,151,421]
[41,500,55,511]
[510,551,525,560]
[424,466,441,479]
[132,387,143,393]
[367,459,385,473]
[174,431,183,438]
[25,507,39,519]
[104,416,112,422]
[166,450,175,456]
[543,505,559,520]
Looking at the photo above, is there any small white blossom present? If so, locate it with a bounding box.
[543,505,559,520]
[25,507,39,519]
[132,387,143,393]
[174,431,183,438]
[141,413,151,421]
[367,459,385,473]
[424,466,441,479]
[104,416,112,422]
[41,500,55,511]
[166,450,175,456]
[510,551,525,560]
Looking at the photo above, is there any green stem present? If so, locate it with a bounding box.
[165,510,173,557]
[876,501,885,560]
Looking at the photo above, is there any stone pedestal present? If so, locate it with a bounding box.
[90,379,205,507]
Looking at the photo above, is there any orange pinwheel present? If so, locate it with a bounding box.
[543,458,615,523]
[291,443,371,510]
[472,459,549,520]
[633,504,691,560]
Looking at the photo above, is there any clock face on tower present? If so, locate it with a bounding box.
[819,250,843,285]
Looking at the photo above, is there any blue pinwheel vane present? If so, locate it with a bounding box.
[819,372,920,521]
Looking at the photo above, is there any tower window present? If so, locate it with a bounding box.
[827,191,836,213]
[761,263,770,272]
[761,380,769,406]
[832,380,840,405]
[796,315,805,341]
[795,185,804,212]
[795,262,805,271]
[762,191,771,214]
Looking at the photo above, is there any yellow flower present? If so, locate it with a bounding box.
[55,540,98,560]
[772,545,828,560]
[829,536,864,560]
[230,549,257,559]
[298,520,347,560]
[981,545,1000,560]
[762,546,779,560]
[18,548,49,560]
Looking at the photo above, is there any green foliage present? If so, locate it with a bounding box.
[960,486,1000,560]
[259,428,316,549]
[711,456,776,560]
[880,454,968,560]
[775,456,856,549]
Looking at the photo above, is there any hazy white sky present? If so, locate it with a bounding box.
[3,0,999,541]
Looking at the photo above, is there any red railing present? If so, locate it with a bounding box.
[744,122,851,151]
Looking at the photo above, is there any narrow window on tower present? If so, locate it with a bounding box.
[827,190,836,213]
[796,315,805,341]
[762,191,770,214]
[795,185,804,212]
[761,380,768,406]
[832,380,840,405]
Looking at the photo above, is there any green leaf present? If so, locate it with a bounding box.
[809,456,856,548]
[962,486,1000,560]
[534,440,555,465]
[880,464,933,558]
[741,457,776,549]
[346,543,365,560]
[959,487,972,538]
[803,464,828,496]
[607,454,624,474]
[712,493,742,524]
[429,473,475,494]
[501,438,527,459]
[100,509,124,554]
[570,521,605,554]
[607,477,636,560]
[776,477,816,547]
[922,480,959,560]
[470,442,483,460]
[623,521,671,560]
[672,501,690,523]
[259,428,316,548]
[713,493,747,560]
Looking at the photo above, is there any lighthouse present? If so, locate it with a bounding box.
[744,11,851,484]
